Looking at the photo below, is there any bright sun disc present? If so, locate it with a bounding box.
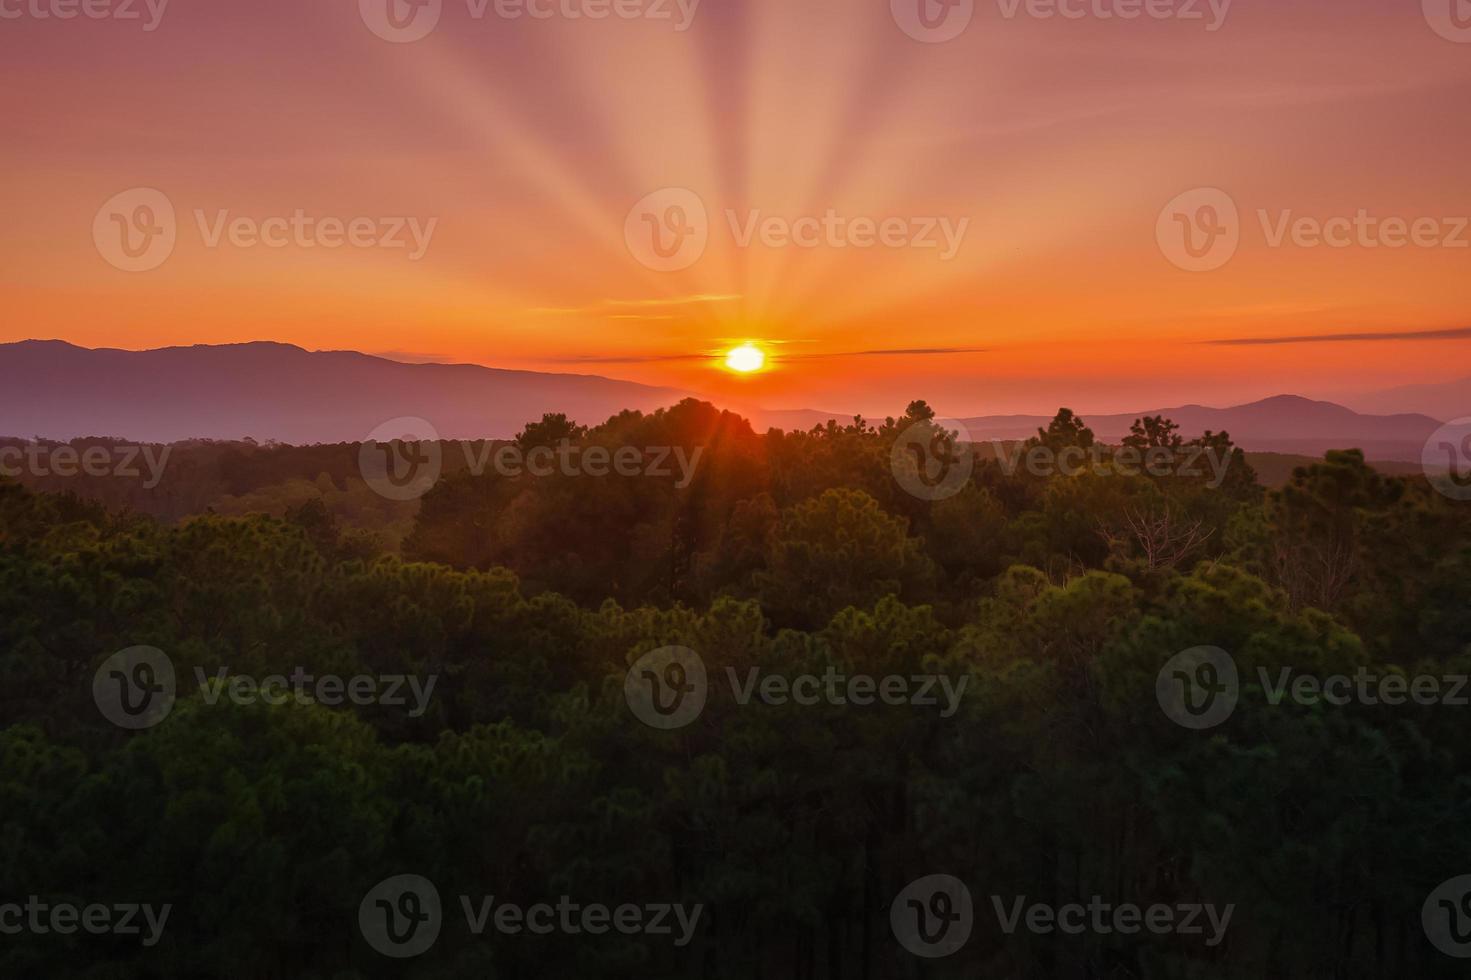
[725,344,765,373]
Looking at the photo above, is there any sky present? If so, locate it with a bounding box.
[4,0,1471,418]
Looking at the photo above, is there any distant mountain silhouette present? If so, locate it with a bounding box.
[0,340,693,443]
[1343,377,1471,422]
[0,341,1443,459]
[959,395,1440,461]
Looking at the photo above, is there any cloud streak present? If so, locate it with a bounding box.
[547,347,987,364]
[1206,326,1471,346]
[790,347,988,359]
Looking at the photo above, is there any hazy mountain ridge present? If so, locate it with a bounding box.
[0,340,695,443]
[1343,376,1471,422]
[958,395,1440,461]
[0,341,1443,459]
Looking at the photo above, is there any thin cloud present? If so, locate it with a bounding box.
[549,347,987,364]
[374,350,457,364]
[547,353,714,364]
[795,347,988,359]
[1205,326,1471,346]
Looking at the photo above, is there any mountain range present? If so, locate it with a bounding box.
[1340,377,1471,423]
[0,340,1450,460]
[957,396,1442,461]
[0,340,689,444]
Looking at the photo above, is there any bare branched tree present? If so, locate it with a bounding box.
[1270,533,1359,611]
[1098,504,1214,570]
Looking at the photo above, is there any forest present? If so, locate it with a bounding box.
[3,398,1469,978]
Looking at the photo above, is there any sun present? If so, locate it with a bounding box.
[724,343,766,373]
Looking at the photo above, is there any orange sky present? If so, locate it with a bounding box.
[4,0,1471,417]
